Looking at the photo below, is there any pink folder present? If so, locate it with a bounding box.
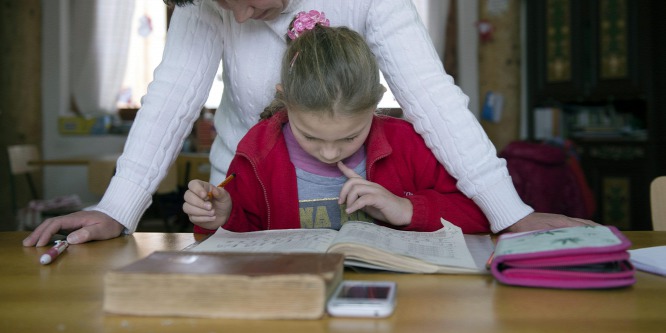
[490,226,635,289]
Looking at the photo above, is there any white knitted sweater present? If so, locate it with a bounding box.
[96,0,533,233]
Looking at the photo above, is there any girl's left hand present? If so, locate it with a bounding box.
[337,162,413,226]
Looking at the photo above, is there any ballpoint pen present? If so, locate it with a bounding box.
[207,173,236,199]
[40,240,69,265]
[485,251,495,270]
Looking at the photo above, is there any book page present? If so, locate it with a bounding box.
[464,234,497,270]
[189,228,337,253]
[332,220,487,270]
[628,246,666,276]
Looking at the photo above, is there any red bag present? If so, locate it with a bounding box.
[499,141,595,219]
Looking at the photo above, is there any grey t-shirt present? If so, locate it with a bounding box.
[296,160,373,230]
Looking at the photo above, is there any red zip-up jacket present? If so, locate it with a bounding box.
[195,112,490,234]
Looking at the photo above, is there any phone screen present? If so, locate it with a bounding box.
[328,281,397,318]
[336,285,391,300]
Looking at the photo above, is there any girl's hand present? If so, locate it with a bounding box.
[183,179,232,230]
[337,162,412,226]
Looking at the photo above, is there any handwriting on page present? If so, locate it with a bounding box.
[335,221,475,267]
[191,228,337,253]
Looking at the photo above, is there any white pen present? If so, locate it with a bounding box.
[40,240,69,265]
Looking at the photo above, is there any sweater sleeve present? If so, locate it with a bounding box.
[94,1,224,233]
[364,0,533,232]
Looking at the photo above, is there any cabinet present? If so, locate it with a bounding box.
[526,0,665,230]
[527,0,649,104]
[575,141,655,231]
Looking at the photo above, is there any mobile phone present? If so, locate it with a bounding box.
[327,280,397,318]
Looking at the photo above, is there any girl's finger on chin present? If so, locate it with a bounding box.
[337,161,361,178]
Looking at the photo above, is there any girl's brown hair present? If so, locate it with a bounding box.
[261,25,385,119]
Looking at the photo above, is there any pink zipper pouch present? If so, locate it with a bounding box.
[490,226,635,289]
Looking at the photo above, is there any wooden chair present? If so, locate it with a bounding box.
[7,145,41,205]
[7,144,85,230]
[650,176,666,231]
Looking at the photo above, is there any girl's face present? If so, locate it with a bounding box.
[215,0,289,23]
[288,107,374,165]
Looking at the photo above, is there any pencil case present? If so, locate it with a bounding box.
[490,226,636,289]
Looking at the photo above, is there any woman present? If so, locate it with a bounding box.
[24,0,596,247]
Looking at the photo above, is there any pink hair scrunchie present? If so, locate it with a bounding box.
[287,10,330,40]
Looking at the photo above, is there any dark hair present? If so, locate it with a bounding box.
[261,25,385,119]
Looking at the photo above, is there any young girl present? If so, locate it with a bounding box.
[183,13,490,234]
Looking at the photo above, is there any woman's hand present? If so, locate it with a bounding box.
[183,179,233,231]
[505,212,600,233]
[23,210,125,247]
[337,162,412,226]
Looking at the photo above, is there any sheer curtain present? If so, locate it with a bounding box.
[69,0,135,115]
[64,1,454,114]
[412,0,451,62]
[379,0,452,109]
[413,0,480,116]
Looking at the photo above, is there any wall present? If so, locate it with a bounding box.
[1,0,127,230]
[41,0,126,204]
[477,0,523,152]
[0,0,42,230]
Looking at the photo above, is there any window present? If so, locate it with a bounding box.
[116,3,405,111]
[117,0,168,109]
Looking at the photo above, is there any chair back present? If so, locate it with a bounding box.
[7,144,42,227]
[7,144,40,176]
[650,176,666,231]
[7,144,41,200]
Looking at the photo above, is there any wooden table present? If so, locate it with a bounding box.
[2,232,665,333]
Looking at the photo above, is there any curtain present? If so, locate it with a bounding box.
[69,0,135,115]
[412,0,451,62]
[444,0,458,80]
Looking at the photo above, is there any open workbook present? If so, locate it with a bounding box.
[190,219,495,274]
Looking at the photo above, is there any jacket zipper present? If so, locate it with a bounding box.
[237,152,272,230]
